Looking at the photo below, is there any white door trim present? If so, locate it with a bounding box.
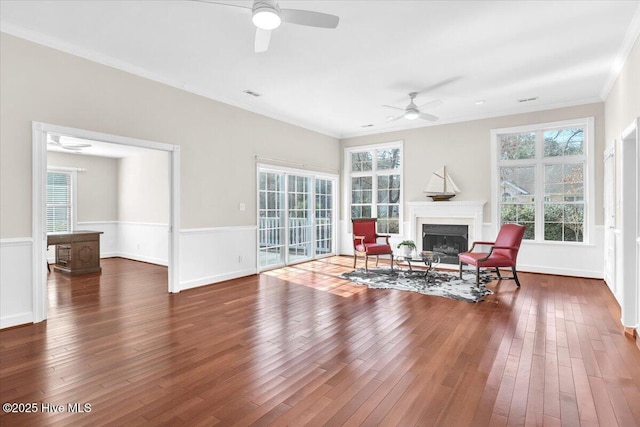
[619,118,639,330]
[32,122,181,323]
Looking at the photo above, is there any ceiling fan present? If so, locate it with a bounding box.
[383,92,442,122]
[194,0,340,52]
[47,135,92,152]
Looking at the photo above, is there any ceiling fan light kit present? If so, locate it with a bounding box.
[384,92,441,123]
[195,0,339,53]
[252,1,281,30]
[404,110,420,120]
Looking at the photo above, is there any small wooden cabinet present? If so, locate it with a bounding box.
[48,231,103,275]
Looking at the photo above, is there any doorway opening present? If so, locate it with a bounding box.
[32,122,180,323]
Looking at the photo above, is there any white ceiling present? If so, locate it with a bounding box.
[2,0,640,139]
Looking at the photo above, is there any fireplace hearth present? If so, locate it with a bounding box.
[423,224,469,265]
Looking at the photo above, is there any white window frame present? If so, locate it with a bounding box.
[490,117,595,245]
[344,141,404,235]
[46,167,78,234]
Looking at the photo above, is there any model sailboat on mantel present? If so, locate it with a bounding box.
[424,166,460,201]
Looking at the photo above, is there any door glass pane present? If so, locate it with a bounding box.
[315,178,333,256]
[259,171,285,269]
[288,175,312,263]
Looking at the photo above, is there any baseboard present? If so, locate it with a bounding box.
[116,252,167,266]
[515,263,604,279]
[0,312,33,329]
[180,268,258,291]
[100,252,118,258]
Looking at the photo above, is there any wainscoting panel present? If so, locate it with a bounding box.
[117,222,169,266]
[516,225,605,278]
[0,238,33,328]
[180,226,257,291]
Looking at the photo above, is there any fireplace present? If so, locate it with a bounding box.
[408,201,485,269]
[423,224,468,265]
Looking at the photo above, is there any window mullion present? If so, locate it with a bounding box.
[372,170,378,219]
[372,150,378,219]
[535,130,544,241]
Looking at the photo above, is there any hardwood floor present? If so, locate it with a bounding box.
[1,257,639,426]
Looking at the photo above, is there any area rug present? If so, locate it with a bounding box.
[339,268,493,303]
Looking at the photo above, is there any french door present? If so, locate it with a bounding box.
[258,166,336,271]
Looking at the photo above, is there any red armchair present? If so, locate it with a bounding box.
[352,218,394,271]
[458,223,526,287]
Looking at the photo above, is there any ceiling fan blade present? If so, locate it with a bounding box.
[382,105,404,111]
[419,112,439,122]
[417,76,461,94]
[190,0,251,11]
[416,100,443,110]
[387,114,405,123]
[48,135,61,145]
[280,9,339,28]
[255,28,271,53]
[64,144,92,149]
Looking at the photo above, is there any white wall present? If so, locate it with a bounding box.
[117,149,170,264]
[118,150,169,223]
[47,151,119,221]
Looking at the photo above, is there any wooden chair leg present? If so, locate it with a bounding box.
[375,255,379,267]
[459,260,464,279]
[495,268,502,279]
[476,267,480,287]
[512,266,521,287]
[353,254,357,268]
[365,255,369,271]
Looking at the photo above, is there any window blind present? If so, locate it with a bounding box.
[47,171,72,233]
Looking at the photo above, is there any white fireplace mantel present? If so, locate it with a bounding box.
[408,201,486,252]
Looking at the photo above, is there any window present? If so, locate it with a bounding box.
[346,142,403,234]
[492,118,593,243]
[47,169,75,233]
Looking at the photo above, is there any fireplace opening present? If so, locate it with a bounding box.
[422,224,469,265]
